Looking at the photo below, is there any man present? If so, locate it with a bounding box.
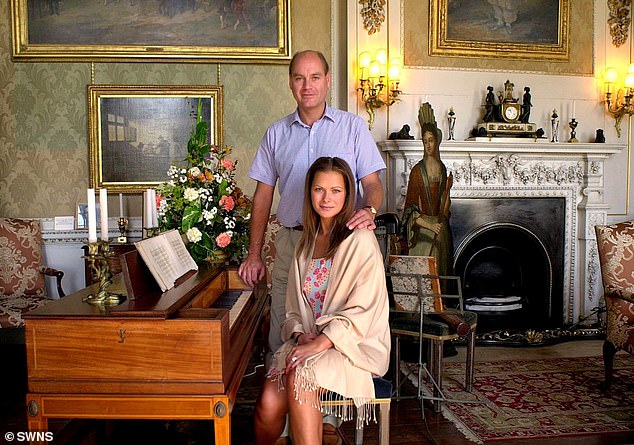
[238,49,385,445]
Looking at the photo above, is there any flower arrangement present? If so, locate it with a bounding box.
[157,101,251,264]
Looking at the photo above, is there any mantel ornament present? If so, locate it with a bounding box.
[608,0,632,47]
[476,81,538,138]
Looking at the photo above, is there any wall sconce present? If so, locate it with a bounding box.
[357,49,402,129]
[604,65,634,138]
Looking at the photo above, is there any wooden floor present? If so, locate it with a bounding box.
[3,340,633,444]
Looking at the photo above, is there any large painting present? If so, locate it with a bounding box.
[88,85,223,193]
[429,0,569,60]
[11,0,290,61]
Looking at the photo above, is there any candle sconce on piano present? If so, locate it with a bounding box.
[82,240,127,306]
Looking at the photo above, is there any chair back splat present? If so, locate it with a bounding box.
[388,255,477,413]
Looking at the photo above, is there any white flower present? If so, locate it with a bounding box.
[179,176,187,183]
[167,166,179,177]
[186,227,202,243]
[184,187,200,201]
[224,216,236,229]
[189,167,201,177]
[245,213,251,220]
[202,209,214,222]
[210,207,218,218]
[215,174,222,183]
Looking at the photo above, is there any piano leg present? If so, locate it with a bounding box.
[25,395,49,445]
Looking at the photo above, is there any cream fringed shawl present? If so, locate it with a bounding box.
[268,229,391,428]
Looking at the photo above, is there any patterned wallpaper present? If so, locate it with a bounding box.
[0,1,330,218]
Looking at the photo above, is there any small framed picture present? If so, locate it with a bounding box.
[76,202,100,230]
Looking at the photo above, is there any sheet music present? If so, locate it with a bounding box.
[135,230,198,292]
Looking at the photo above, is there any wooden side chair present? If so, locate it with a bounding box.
[388,255,477,412]
[321,376,392,445]
[0,218,65,344]
[594,221,634,389]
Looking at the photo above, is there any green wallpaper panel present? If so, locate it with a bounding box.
[0,1,330,218]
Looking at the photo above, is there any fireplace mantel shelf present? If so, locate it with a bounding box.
[380,139,625,157]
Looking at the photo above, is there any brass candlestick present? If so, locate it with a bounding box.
[83,240,126,306]
[117,217,128,244]
[145,227,160,238]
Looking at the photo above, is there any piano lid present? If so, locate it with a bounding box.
[24,264,225,320]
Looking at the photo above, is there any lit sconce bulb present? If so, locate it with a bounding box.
[375,49,387,65]
[388,58,401,82]
[359,51,372,69]
[605,67,618,93]
[368,60,381,78]
[625,72,634,95]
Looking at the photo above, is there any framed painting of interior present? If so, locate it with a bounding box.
[88,85,223,193]
[10,0,290,62]
[429,0,570,61]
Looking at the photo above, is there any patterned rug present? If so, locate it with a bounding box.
[402,353,634,443]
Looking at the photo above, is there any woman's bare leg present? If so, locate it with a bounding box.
[254,377,289,445]
[287,370,323,445]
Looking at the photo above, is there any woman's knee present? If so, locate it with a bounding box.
[256,381,287,422]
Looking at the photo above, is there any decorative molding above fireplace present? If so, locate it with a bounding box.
[379,139,625,326]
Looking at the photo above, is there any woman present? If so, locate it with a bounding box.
[402,123,454,278]
[254,157,390,445]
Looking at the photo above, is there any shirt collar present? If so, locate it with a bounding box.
[290,103,336,127]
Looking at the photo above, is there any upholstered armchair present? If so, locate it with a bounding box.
[594,221,634,389]
[0,218,65,344]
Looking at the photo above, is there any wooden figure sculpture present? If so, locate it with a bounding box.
[401,103,454,277]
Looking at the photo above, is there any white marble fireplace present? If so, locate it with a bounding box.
[379,139,625,327]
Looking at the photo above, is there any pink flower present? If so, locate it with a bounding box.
[215,231,232,248]
[221,159,235,171]
[219,195,235,211]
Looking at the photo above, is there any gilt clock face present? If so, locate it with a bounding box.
[502,103,520,123]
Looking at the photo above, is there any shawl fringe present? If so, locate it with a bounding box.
[268,346,380,429]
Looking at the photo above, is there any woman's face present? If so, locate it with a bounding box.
[422,130,437,156]
[311,170,347,222]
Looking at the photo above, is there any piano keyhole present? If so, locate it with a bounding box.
[118,329,126,343]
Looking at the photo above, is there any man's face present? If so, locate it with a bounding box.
[289,53,331,113]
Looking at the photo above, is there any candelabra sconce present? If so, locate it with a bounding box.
[568,118,579,143]
[603,66,634,138]
[357,50,402,129]
[117,217,128,244]
[145,227,160,239]
[83,241,126,306]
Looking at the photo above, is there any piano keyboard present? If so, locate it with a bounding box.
[212,290,252,328]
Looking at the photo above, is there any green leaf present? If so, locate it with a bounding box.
[182,204,202,231]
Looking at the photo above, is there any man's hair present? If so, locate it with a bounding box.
[288,50,330,76]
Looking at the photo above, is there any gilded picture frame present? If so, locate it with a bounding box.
[429,0,570,61]
[11,0,290,62]
[88,85,223,193]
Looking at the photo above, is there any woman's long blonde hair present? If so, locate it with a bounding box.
[296,157,355,259]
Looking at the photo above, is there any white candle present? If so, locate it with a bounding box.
[151,190,158,228]
[100,188,108,241]
[119,193,124,218]
[572,100,576,118]
[144,190,150,228]
[87,188,97,243]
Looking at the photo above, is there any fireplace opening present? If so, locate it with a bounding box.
[455,223,552,332]
[451,198,565,332]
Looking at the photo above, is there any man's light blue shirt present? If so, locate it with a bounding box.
[248,104,386,228]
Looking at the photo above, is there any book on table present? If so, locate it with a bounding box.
[134,229,198,292]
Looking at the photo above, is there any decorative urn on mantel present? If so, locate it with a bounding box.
[379,139,625,331]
